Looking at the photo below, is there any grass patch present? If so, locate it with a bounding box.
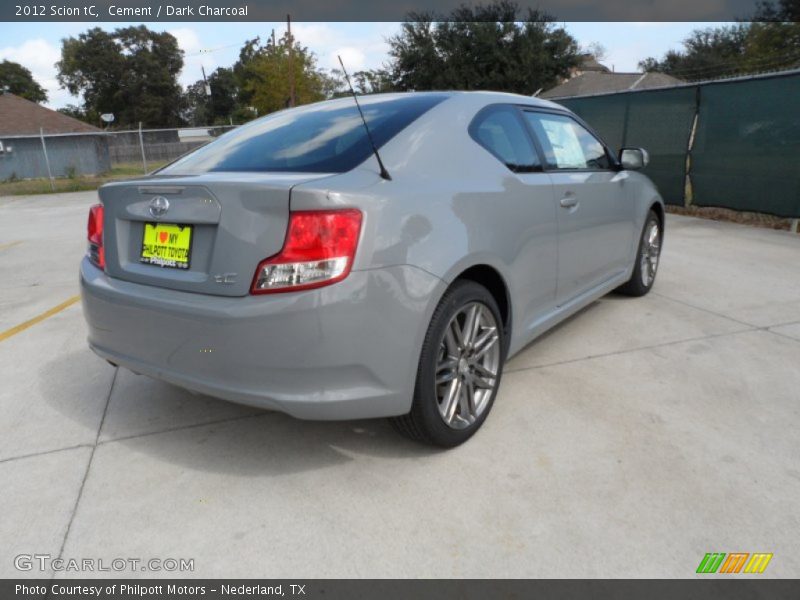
[0,162,169,196]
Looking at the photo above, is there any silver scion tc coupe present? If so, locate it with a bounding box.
[81,91,664,447]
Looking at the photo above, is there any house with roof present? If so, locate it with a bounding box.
[540,54,683,99]
[0,92,110,180]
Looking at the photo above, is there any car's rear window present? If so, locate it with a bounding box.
[160,94,450,175]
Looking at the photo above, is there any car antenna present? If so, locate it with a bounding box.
[337,55,391,181]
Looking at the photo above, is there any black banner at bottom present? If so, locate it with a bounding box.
[3,579,800,600]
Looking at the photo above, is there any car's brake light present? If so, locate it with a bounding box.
[87,203,105,269]
[251,209,362,294]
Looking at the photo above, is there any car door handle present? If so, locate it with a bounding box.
[559,193,578,209]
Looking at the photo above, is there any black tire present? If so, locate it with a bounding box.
[390,280,506,447]
[617,209,662,297]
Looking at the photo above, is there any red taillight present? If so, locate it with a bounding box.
[251,209,362,294]
[87,203,105,269]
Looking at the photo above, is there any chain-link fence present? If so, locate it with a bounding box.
[0,124,238,190]
[104,124,238,174]
[556,69,800,219]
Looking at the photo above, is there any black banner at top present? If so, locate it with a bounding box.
[4,579,800,600]
[0,0,776,22]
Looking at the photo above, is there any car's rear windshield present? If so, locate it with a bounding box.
[159,94,450,175]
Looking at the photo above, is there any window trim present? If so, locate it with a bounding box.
[468,104,544,174]
[517,106,621,174]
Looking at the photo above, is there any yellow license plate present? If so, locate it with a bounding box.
[140,223,193,269]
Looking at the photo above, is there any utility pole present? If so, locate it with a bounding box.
[287,14,296,108]
[271,29,276,47]
[201,65,211,97]
[39,127,55,191]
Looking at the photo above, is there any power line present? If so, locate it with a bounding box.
[678,59,800,81]
[645,47,800,80]
[653,49,800,77]
[649,57,800,82]
[183,15,304,59]
[184,29,290,58]
[184,41,249,57]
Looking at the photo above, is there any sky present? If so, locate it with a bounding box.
[0,21,720,110]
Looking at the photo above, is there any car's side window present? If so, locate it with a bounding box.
[469,106,541,173]
[524,112,611,171]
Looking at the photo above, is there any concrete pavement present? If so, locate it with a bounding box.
[1,191,799,578]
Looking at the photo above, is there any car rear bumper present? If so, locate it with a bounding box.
[80,257,445,420]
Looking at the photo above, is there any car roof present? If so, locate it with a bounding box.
[441,90,564,110]
[293,90,564,113]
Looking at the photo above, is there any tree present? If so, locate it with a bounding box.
[184,67,240,125]
[745,1,800,72]
[235,32,328,116]
[386,0,580,94]
[753,0,800,21]
[352,69,395,94]
[581,42,608,62]
[57,26,185,127]
[638,25,751,80]
[0,60,47,103]
[639,1,800,80]
[325,68,395,98]
[181,37,264,125]
[57,104,99,125]
[230,36,262,115]
[183,33,352,125]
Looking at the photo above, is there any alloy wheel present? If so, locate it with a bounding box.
[435,302,501,429]
[640,220,661,287]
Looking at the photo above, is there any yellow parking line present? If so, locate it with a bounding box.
[0,240,22,251]
[0,295,80,343]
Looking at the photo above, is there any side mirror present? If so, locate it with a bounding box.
[619,147,649,170]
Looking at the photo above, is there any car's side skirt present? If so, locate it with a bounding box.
[507,269,630,358]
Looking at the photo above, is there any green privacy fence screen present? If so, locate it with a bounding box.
[561,88,696,206]
[556,70,800,218]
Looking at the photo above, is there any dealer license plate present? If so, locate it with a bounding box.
[140,223,192,269]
